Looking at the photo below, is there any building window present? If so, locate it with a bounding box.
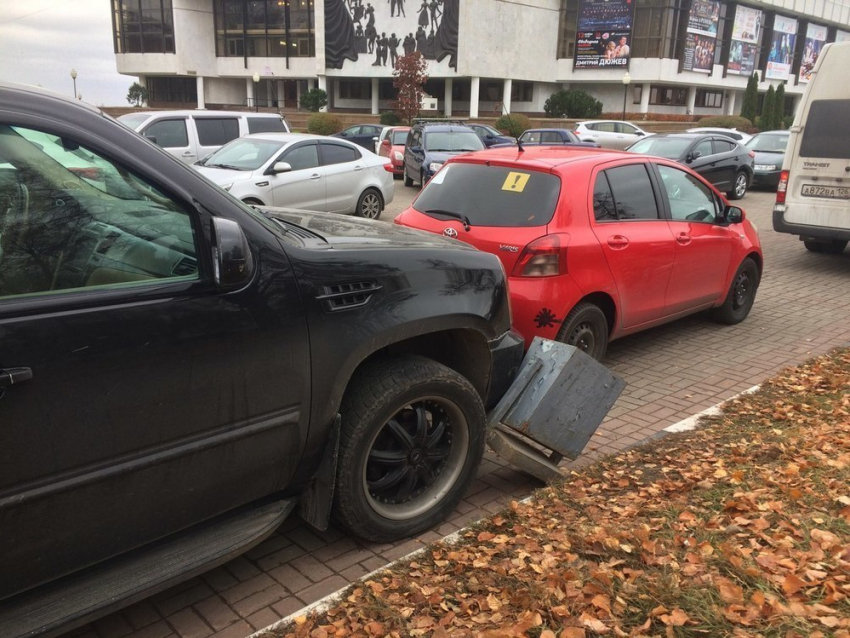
[480,81,503,102]
[633,85,642,104]
[379,80,397,100]
[649,85,687,106]
[633,0,689,59]
[338,80,370,100]
[112,0,175,54]
[452,82,471,102]
[146,77,197,106]
[556,0,579,58]
[511,81,534,102]
[695,89,723,108]
[214,0,315,59]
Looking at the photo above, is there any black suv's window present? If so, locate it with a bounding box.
[247,116,286,134]
[144,119,188,148]
[604,164,659,220]
[424,131,484,152]
[321,143,360,165]
[413,163,560,227]
[195,118,240,147]
[0,125,199,299]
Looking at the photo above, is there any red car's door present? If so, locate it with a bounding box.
[590,163,676,329]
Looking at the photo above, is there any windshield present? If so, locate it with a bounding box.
[628,137,692,159]
[413,163,560,227]
[746,133,789,153]
[391,130,409,145]
[424,131,484,153]
[201,138,284,170]
[118,113,152,130]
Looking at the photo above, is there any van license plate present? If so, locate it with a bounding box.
[801,184,850,199]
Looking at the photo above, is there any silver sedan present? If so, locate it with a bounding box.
[194,133,394,219]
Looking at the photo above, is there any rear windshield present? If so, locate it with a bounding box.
[247,116,287,134]
[801,100,850,159]
[746,133,789,152]
[413,163,560,227]
[424,131,484,152]
[391,130,409,144]
[628,137,692,159]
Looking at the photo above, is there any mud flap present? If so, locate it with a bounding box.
[486,337,625,482]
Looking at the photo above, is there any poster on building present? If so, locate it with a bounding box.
[682,0,719,72]
[687,0,720,37]
[727,5,762,75]
[765,15,798,80]
[799,24,828,82]
[574,0,634,69]
[836,30,850,43]
[683,33,716,72]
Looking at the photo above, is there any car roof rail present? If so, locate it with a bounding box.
[413,118,466,126]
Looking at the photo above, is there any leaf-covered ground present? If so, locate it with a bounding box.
[274,348,850,638]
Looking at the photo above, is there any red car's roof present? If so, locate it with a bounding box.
[451,145,633,172]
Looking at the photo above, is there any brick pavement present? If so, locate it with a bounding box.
[66,187,850,638]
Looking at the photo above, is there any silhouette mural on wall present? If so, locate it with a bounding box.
[325,0,458,70]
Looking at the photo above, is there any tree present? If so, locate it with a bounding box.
[740,71,759,125]
[392,52,429,124]
[126,82,149,107]
[761,84,776,131]
[775,82,786,129]
[300,88,328,112]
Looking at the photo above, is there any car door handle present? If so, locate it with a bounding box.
[0,367,33,389]
[182,151,196,157]
[676,232,692,245]
[607,235,629,249]
[310,173,322,180]
[354,165,363,171]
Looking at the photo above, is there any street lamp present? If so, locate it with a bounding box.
[621,72,631,121]
[252,72,260,112]
[77,93,82,101]
[70,68,77,99]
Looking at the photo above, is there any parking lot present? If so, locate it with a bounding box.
[69,185,850,638]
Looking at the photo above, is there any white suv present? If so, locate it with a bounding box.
[574,120,652,150]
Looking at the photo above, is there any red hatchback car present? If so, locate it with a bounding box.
[377,126,411,177]
[394,146,763,359]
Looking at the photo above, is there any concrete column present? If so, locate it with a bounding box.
[502,78,512,115]
[371,77,379,115]
[686,85,697,116]
[138,76,147,88]
[196,76,205,109]
[444,77,453,117]
[317,76,328,112]
[246,77,255,109]
[726,90,737,116]
[469,76,480,118]
[276,80,285,108]
[296,80,303,109]
[266,80,273,109]
[639,82,650,114]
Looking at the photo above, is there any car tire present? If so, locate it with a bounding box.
[333,356,485,542]
[355,188,382,220]
[711,257,759,325]
[727,170,749,200]
[555,302,609,361]
[804,239,847,254]
[404,169,413,187]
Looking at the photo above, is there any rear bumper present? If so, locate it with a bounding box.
[752,170,781,188]
[773,206,850,241]
[485,329,525,409]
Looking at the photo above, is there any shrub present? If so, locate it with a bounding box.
[380,111,401,126]
[544,89,603,118]
[783,114,794,129]
[696,115,754,132]
[300,88,328,112]
[307,112,343,135]
[494,113,531,137]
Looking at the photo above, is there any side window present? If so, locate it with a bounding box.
[597,122,617,133]
[195,118,240,147]
[616,123,638,135]
[343,126,361,136]
[321,143,360,165]
[657,164,717,223]
[605,164,659,220]
[712,139,736,154]
[247,117,286,134]
[542,132,559,143]
[143,119,189,148]
[584,123,597,131]
[593,172,618,221]
[0,124,199,299]
[693,140,713,158]
[281,143,319,171]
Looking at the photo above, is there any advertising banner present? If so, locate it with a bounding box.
[682,0,720,72]
[574,0,634,69]
[765,15,798,80]
[836,30,850,43]
[799,24,828,82]
[727,6,762,75]
[687,0,720,37]
[683,33,716,73]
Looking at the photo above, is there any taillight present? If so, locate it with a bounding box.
[776,170,789,204]
[512,235,568,277]
[383,162,394,173]
[748,151,756,158]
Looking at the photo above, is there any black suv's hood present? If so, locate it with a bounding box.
[264,207,475,251]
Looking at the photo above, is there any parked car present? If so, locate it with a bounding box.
[0,82,525,636]
[466,123,516,147]
[376,125,410,177]
[331,123,387,151]
[194,133,394,219]
[118,110,289,164]
[517,128,600,148]
[574,120,652,149]
[395,146,763,360]
[626,133,754,200]
[403,121,485,187]
[687,127,753,144]
[745,131,790,189]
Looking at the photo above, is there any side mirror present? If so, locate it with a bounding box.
[381,139,392,148]
[636,131,645,136]
[687,151,701,163]
[211,217,254,290]
[266,161,292,175]
[144,133,159,146]
[485,134,494,140]
[724,205,744,224]
[411,145,422,153]
[372,136,379,142]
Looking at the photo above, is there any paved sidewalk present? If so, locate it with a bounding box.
[67,189,850,638]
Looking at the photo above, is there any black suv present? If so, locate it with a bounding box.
[403,120,484,187]
[0,83,523,637]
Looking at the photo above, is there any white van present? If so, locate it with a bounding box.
[118,111,290,165]
[774,42,850,254]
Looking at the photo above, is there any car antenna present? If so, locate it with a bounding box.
[515,136,524,153]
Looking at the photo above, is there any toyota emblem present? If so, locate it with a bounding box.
[443,228,458,238]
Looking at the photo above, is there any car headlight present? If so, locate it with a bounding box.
[429,162,443,173]
[393,151,403,161]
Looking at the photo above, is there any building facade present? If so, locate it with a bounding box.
[113,0,850,117]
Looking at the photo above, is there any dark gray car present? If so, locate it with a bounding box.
[746,131,790,189]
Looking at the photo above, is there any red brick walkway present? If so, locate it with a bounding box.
[67,189,850,638]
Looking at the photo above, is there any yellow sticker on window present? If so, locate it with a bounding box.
[501,171,531,193]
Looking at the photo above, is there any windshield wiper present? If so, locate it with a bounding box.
[204,163,245,170]
[425,208,471,231]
